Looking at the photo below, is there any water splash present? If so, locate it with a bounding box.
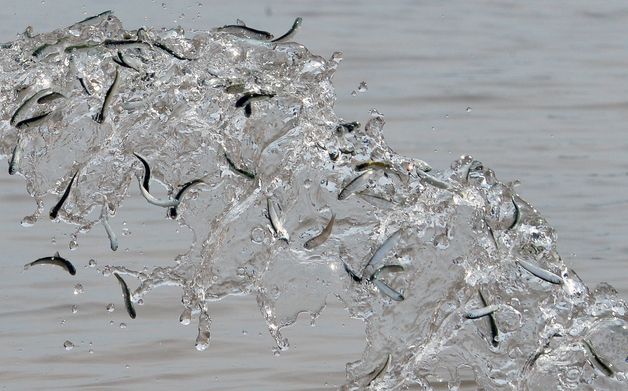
[1,13,626,390]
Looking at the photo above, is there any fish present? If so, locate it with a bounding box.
[365,229,402,272]
[114,273,137,319]
[304,213,335,249]
[369,264,404,282]
[138,178,180,208]
[343,261,363,283]
[272,17,303,43]
[24,252,76,275]
[63,43,100,53]
[338,170,373,200]
[416,169,460,194]
[70,10,113,27]
[10,88,53,125]
[32,39,67,58]
[508,197,521,230]
[153,41,192,61]
[366,354,391,387]
[8,137,23,175]
[479,290,499,347]
[93,67,120,124]
[516,259,563,285]
[267,198,289,242]
[235,93,275,118]
[583,339,614,377]
[36,91,65,104]
[336,121,360,133]
[168,179,205,219]
[465,304,499,319]
[112,51,139,71]
[216,23,274,40]
[78,77,92,95]
[355,161,393,171]
[103,39,151,50]
[49,170,78,219]
[15,111,52,130]
[225,153,255,179]
[373,278,404,301]
[101,203,118,251]
[133,152,151,192]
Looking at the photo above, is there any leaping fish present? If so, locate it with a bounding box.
[133,152,151,192]
[465,304,499,319]
[93,67,119,124]
[508,196,521,230]
[216,22,274,40]
[101,203,118,251]
[168,179,205,219]
[8,137,24,175]
[365,229,402,274]
[338,170,373,200]
[271,17,303,43]
[583,339,614,377]
[15,111,52,130]
[366,354,391,387]
[114,273,136,319]
[373,278,405,301]
[304,212,335,249]
[49,171,78,219]
[138,178,180,208]
[225,153,255,179]
[267,197,289,242]
[516,259,563,285]
[24,252,76,276]
[478,290,499,347]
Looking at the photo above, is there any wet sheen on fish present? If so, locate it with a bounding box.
[272,17,303,43]
[516,259,563,285]
[304,212,335,249]
[267,197,289,242]
[49,170,78,219]
[24,252,76,276]
[338,170,373,200]
[93,67,119,124]
[168,179,205,219]
[114,273,137,319]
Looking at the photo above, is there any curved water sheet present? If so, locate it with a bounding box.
[1,13,627,390]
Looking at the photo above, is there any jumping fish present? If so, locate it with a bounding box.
[272,17,303,43]
[365,229,402,272]
[508,196,521,230]
[93,67,119,124]
[133,152,151,192]
[373,278,404,301]
[103,39,150,50]
[216,23,274,40]
[114,273,136,319]
[369,264,404,282]
[304,212,335,249]
[36,91,65,104]
[101,203,118,251]
[516,259,563,285]
[153,41,192,61]
[138,178,180,208]
[78,77,92,95]
[112,51,139,71]
[416,169,460,194]
[70,10,113,27]
[338,170,373,200]
[479,290,499,347]
[168,179,205,219]
[15,111,52,130]
[235,93,275,118]
[355,161,393,171]
[8,137,24,175]
[10,88,53,125]
[465,304,499,319]
[267,198,289,242]
[49,170,78,219]
[583,339,614,377]
[24,252,76,275]
[366,354,391,387]
[225,153,255,179]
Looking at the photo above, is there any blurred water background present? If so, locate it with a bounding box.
[0,1,626,389]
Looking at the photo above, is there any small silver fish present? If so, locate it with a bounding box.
[15,111,52,130]
[338,170,373,200]
[272,17,303,43]
[93,67,120,124]
[133,152,151,192]
[373,279,404,301]
[366,354,391,387]
[370,264,404,282]
[138,177,180,208]
[465,304,499,319]
[10,88,57,125]
[24,252,76,275]
[101,203,118,251]
[114,273,136,319]
[49,171,78,219]
[478,290,499,347]
[267,197,289,242]
[365,229,402,273]
[583,339,614,377]
[216,23,274,40]
[8,137,24,175]
[36,91,65,104]
[516,259,563,285]
[304,212,335,250]
[416,169,460,194]
[70,10,113,27]
[508,196,521,230]
[168,179,205,219]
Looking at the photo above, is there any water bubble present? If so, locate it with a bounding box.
[63,340,74,350]
[88,259,97,267]
[250,227,265,244]
[466,107,472,112]
[71,305,78,314]
[109,320,115,326]
[73,284,83,295]
[179,308,192,325]
[60,319,66,326]
[106,303,115,312]
[51,236,56,244]
[119,323,127,329]
[88,349,94,354]
[236,267,246,276]
[69,239,79,250]
[242,330,247,335]
[20,215,36,227]
[357,81,368,92]
[122,228,131,236]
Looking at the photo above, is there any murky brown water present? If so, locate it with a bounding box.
[1,1,627,389]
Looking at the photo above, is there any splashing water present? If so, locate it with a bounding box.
[1,13,626,390]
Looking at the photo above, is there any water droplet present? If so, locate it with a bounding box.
[272,347,281,357]
[63,340,74,350]
[466,107,472,112]
[179,308,192,325]
[72,305,78,314]
[109,320,114,326]
[88,349,94,354]
[106,303,115,312]
[122,228,131,236]
[236,267,246,276]
[119,322,127,329]
[242,330,248,336]
[88,259,97,267]
[69,239,78,250]
[21,215,36,227]
[51,236,56,244]
[125,364,130,369]
[60,319,66,326]
[303,178,312,189]
[73,284,83,295]
[250,227,265,244]
[350,90,357,96]
[357,81,368,92]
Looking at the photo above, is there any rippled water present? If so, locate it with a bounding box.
[1,2,628,390]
